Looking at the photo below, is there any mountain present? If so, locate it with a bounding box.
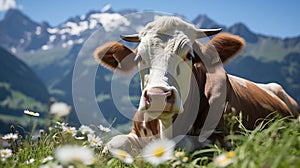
[0,7,299,127]
[0,47,49,117]
[0,9,51,52]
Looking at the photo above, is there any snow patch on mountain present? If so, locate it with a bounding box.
[89,13,130,32]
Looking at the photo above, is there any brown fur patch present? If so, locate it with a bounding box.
[93,42,137,73]
[208,33,245,63]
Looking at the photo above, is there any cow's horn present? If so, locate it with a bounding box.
[196,28,222,38]
[120,34,140,42]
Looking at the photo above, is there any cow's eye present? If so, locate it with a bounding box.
[184,52,193,61]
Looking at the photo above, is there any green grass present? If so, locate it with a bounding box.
[0,113,299,168]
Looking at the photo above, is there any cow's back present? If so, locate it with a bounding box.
[225,75,297,129]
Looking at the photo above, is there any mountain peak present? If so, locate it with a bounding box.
[192,14,222,29]
[228,22,258,43]
[3,9,29,22]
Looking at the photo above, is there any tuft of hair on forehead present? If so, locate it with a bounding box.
[140,16,197,37]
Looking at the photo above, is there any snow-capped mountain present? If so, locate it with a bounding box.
[0,5,158,55]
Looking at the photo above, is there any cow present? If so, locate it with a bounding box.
[93,16,299,154]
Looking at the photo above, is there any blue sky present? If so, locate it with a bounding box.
[0,0,299,38]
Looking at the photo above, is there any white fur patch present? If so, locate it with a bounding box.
[228,75,248,88]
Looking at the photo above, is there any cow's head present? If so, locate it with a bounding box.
[94,16,244,123]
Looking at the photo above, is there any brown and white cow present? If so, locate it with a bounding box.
[94,16,299,154]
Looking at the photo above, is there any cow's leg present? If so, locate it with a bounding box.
[256,82,299,116]
[102,133,149,156]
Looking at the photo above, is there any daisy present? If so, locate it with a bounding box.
[182,156,188,163]
[142,139,175,166]
[214,151,235,167]
[79,125,95,135]
[41,156,54,163]
[175,151,184,158]
[98,124,111,132]
[39,162,63,168]
[1,148,12,159]
[24,109,40,117]
[25,158,35,165]
[110,148,133,164]
[87,134,102,147]
[62,125,77,136]
[50,102,71,117]
[2,133,18,140]
[55,145,95,166]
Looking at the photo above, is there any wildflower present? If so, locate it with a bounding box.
[142,139,175,166]
[175,151,184,158]
[98,124,111,132]
[62,125,77,136]
[25,158,35,164]
[79,125,94,135]
[39,162,63,168]
[182,156,188,163]
[50,102,71,117]
[87,134,102,147]
[1,149,12,159]
[56,122,68,127]
[55,145,95,166]
[110,149,133,164]
[2,133,18,140]
[41,156,54,163]
[214,151,235,167]
[24,109,40,117]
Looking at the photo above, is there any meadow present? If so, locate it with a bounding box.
[0,107,299,168]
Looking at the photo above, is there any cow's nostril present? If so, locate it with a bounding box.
[143,89,174,109]
[166,90,175,103]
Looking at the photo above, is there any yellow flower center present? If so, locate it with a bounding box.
[118,151,127,159]
[66,128,72,134]
[226,151,235,158]
[29,111,35,115]
[219,157,230,164]
[2,151,7,156]
[182,156,188,162]
[176,151,184,157]
[92,138,97,143]
[153,146,165,157]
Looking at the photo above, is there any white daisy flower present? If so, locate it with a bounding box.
[62,125,77,136]
[214,151,235,167]
[55,145,95,166]
[142,139,175,166]
[110,149,133,164]
[1,149,12,159]
[98,124,111,132]
[24,109,40,117]
[79,125,94,135]
[39,162,63,168]
[50,102,71,117]
[2,133,18,140]
[25,158,35,164]
[87,134,102,147]
[175,151,184,158]
[41,156,54,163]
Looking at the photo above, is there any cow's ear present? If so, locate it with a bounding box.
[207,33,245,63]
[94,42,137,73]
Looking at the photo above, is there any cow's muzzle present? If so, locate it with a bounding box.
[144,88,175,113]
[138,86,184,119]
